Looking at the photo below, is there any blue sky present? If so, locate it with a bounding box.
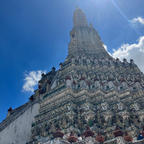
[0,0,144,122]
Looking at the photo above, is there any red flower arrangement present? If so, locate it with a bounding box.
[83,127,94,137]
[124,135,133,142]
[67,136,78,143]
[124,132,133,142]
[141,131,144,137]
[96,134,105,143]
[53,129,64,138]
[67,132,78,143]
[113,127,123,137]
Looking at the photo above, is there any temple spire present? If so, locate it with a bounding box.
[73,8,88,27]
[68,8,111,59]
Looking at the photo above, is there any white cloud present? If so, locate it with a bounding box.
[112,36,144,73]
[131,17,144,25]
[23,70,46,92]
[103,44,108,51]
[103,44,112,56]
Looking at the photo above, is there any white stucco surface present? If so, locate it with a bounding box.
[0,103,40,144]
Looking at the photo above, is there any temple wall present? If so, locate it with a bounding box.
[0,103,40,144]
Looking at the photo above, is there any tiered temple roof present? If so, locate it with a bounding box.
[27,8,144,144]
[1,8,144,144]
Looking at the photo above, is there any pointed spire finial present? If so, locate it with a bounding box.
[75,5,79,9]
[73,8,88,27]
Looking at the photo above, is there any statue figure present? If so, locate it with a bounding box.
[86,58,91,65]
[133,103,139,111]
[108,81,115,90]
[117,102,123,110]
[51,80,57,89]
[66,78,72,88]
[83,103,90,111]
[72,57,75,64]
[121,81,128,89]
[79,57,83,65]
[101,102,108,111]
[94,59,98,65]
[130,59,134,67]
[135,82,142,89]
[80,79,87,89]
[94,80,101,89]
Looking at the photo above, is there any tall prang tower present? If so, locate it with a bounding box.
[68,8,110,58]
[29,8,144,144]
[1,8,144,144]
